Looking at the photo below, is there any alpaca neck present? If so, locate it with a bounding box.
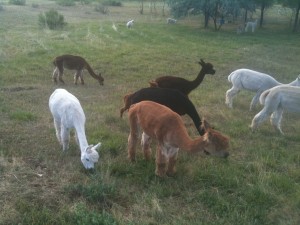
[175,130,206,154]
[190,68,206,90]
[84,61,99,80]
[74,123,88,153]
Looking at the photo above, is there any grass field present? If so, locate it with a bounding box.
[0,1,300,224]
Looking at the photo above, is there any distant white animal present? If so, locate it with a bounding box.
[49,89,101,169]
[167,18,177,24]
[126,20,134,28]
[225,69,300,110]
[251,86,300,134]
[245,19,258,32]
[112,23,118,32]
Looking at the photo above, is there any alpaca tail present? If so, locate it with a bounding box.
[120,93,132,118]
[149,80,158,87]
[227,71,235,83]
[259,89,271,105]
[52,58,57,67]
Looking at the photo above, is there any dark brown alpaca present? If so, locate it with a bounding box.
[52,54,104,86]
[149,59,215,95]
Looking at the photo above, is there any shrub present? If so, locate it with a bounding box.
[95,3,109,14]
[31,3,39,8]
[38,9,66,30]
[102,0,122,6]
[9,0,26,5]
[56,0,75,6]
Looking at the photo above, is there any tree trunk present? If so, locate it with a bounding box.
[204,11,209,28]
[244,9,248,23]
[139,0,144,15]
[260,4,265,28]
[293,2,300,32]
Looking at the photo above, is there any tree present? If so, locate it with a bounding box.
[280,0,300,32]
[238,0,256,22]
[254,0,275,27]
[167,0,241,29]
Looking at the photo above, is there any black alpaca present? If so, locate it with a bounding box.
[120,87,205,136]
[149,59,215,95]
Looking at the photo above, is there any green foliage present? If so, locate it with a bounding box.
[9,0,26,5]
[38,9,66,30]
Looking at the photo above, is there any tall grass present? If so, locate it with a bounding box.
[0,1,299,225]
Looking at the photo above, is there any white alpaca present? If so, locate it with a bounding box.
[251,86,300,134]
[167,18,177,24]
[225,69,300,110]
[49,89,101,169]
[126,20,134,28]
[245,19,258,32]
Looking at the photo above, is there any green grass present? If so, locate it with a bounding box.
[0,1,300,225]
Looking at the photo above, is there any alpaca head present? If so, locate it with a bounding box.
[199,59,216,75]
[81,143,101,169]
[201,120,229,158]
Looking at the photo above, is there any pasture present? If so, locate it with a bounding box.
[0,1,300,224]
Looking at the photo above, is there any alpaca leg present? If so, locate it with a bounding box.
[225,87,240,108]
[128,113,139,162]
[128,133,138,162]
[58,71,65,84]
[250,92,262,111]
[155,145,168,177]
[141,132,152,161]
[53,119,62,144]
[78,70,84,85]
[52,67,59,84]
[60,126,70,151]
[251,108,272,131]
[74,72,80,85]
[270,108,284,135]
[166,150,178,177]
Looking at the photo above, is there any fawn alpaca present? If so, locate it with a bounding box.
[120,87,205,135]
[251,86,300,134]
[49,89,101,169]
[127,101,229,177]
[149,59,215,96]
[52,54,104,86]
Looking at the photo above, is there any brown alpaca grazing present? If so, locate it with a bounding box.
[52,54,104,86]
[149,59,215,95]
[127,101,229,177]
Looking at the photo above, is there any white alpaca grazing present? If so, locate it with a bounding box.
[126,20,134,28]
[49,89,101,169]
[245,19,258,32]
[225,69,300,110]
[167,18,177,24]
[251,86,300,134]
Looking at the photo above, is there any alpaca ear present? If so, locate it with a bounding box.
[202,119,212,131]
[199,59,205,65]
[93,142,101,150]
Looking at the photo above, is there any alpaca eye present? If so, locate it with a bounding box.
[86,158,90,162]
